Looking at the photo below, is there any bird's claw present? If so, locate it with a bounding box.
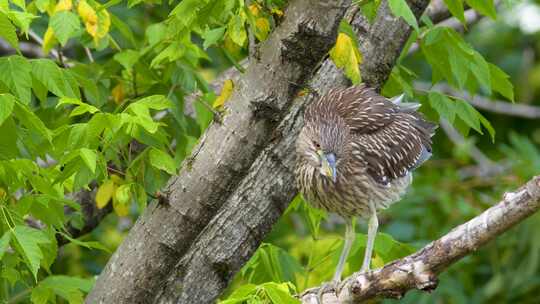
[316,280,340,304]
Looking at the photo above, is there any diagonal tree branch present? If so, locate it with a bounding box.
[300,176,540,303]
[150,1,431,303]
[86,1,351,302]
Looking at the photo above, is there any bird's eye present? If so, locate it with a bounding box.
[313,141,321,149]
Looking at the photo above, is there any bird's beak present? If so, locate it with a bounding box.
[318,151,337,182]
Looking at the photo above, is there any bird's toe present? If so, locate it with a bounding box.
[316,280,340,304]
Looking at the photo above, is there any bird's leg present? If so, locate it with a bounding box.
[333,218,355,282]
[360,206,378,272]
[317,218,355,303]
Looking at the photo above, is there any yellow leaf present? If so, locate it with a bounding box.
[95,179,115,209]
[329,32,362,84]
[96,9,111,42]
[112,196,129,216]
[223,34,242,57]
[42,27,57,55]
[78,0,98,38]
[112,185,130,217]
[213,79,234,108]
[110,174,123,184]
[255,17,270,41]
[248,4,260,16]
[54,0,72,12]
[112,83,125,104]
[0,187,6,199]
[271,8,283,17]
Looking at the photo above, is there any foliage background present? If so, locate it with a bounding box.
[0,0,539,303]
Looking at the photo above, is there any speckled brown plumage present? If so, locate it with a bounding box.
[295,85,437,288]
[295,84,436,219]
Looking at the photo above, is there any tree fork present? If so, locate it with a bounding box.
[86,1,350,303]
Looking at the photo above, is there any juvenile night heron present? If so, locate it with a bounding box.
[295,85,436,291]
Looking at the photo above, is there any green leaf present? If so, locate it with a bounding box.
[359,0,382,24]
[443,0,466,25]
[50,11,81,46]
[0,93,15,126]
[11,225,51,280]
[0,56,32,104]
[220,284,257,304]
[448,46,469,88]
[465,0,497,19]
[59,233,110,252]
[145,22,167,47]
[110,13,137,47]
[470,52,491,94]
[202,26,226,49]
[115,184,131,205]
[0,13,19,51]
[31,285,54,304]
[79,148,97,173]
[148,148,176,175]
[388,0,419,32]
[35,275,95,304]
[489,63,514,102]
[454,98,481,133]
[31,59,80,98]
[9,11,37,34]
[11,0,25,10]
[428,91,456,123]
[0,231,10,260]
[57,97,100,117]
[262,282,300,304]
[478,112,495,142]
[13,101,52,142]
[227,14,247,47]
[114,49,141,70]
[169,0,210,28]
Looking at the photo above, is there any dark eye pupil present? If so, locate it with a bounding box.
[314,141,320,148]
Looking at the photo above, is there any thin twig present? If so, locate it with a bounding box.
[84,47,95,63]
[27,29,60,60]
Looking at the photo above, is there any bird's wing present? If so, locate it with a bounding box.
[321,84,398,133]
[350,113,435,184]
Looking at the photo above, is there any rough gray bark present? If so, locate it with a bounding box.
[86,1,350,303]
[151,1,430,303]
[301,175,540,303]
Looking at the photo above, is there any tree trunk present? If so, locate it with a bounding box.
[86,1,350,303]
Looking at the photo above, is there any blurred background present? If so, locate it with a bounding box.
[6,0,539,303]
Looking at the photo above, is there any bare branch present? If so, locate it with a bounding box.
[424,0,453,23]
[438,119,507,179]
[301,176,540,303]
[28,29,61,60]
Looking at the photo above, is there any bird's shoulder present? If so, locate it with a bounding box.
[307,84,399,134]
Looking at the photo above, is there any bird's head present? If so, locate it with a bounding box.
[297,114,350,183]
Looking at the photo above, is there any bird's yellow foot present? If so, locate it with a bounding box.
[316,279,341,304]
